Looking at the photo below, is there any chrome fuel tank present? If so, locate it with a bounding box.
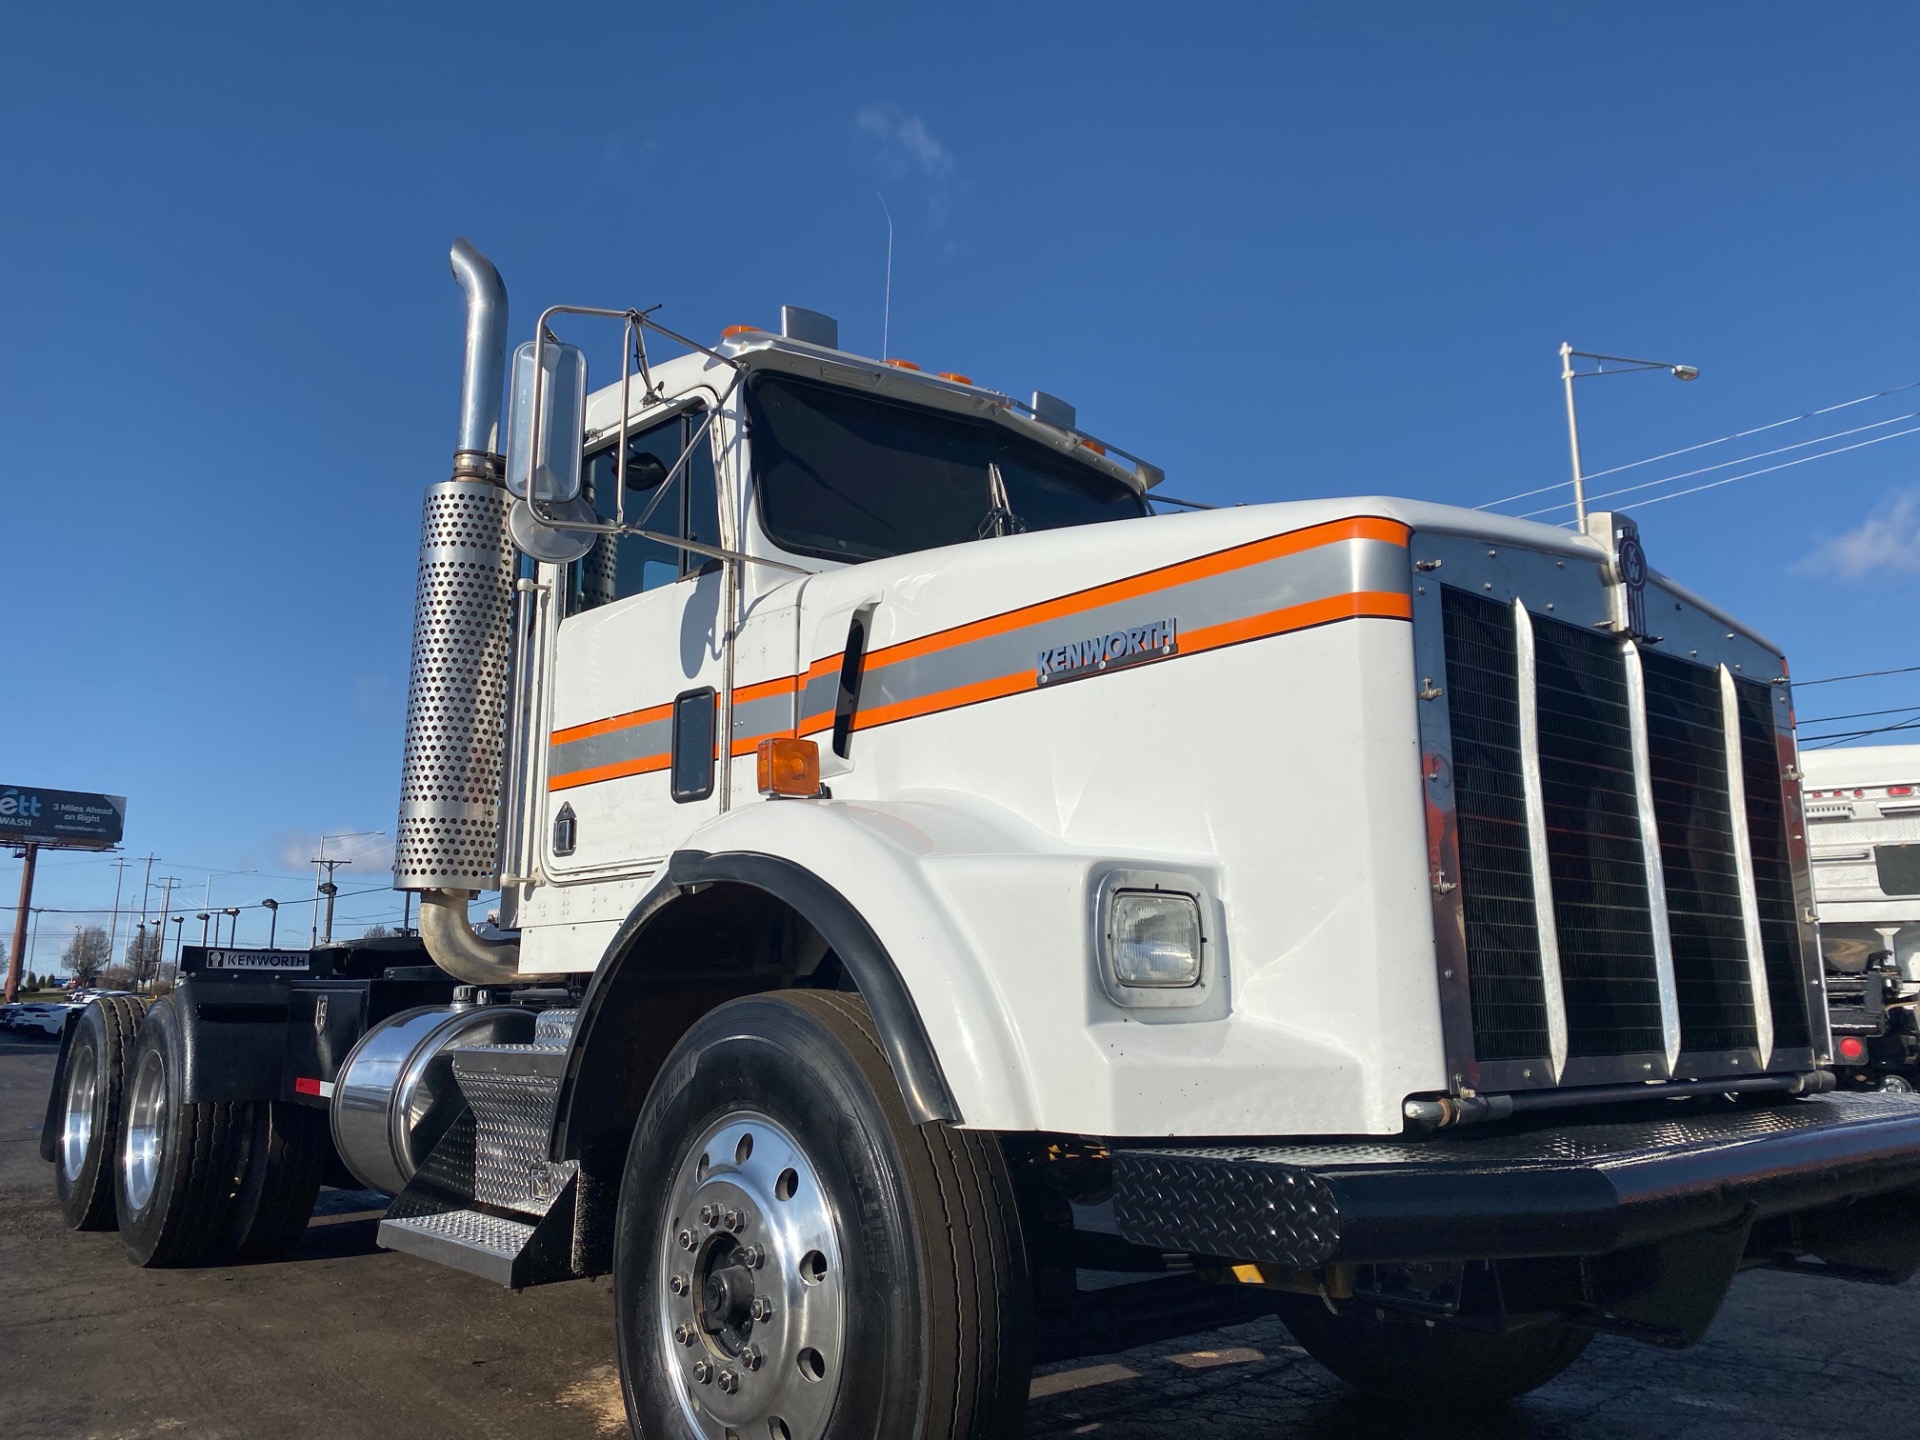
[330,1003,533,1194]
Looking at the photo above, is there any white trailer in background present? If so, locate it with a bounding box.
[1803,743,1920,1088]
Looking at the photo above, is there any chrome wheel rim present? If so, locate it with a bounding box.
[657,1110,845,1440]
[60,1043,98,1181]
[122,1047,168,1214]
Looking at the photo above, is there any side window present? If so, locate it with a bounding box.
[568,408,719,614]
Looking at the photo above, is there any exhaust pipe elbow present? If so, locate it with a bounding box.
[418,889,522,986]
[449,238,509,465]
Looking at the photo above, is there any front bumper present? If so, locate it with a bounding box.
[1111,1092,1920,1266]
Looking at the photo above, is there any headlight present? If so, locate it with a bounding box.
[1107,891,1203,988]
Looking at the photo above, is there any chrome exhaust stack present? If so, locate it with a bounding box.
[393,239,523,985]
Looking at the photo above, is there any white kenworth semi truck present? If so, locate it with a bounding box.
[42,240,1920,1437]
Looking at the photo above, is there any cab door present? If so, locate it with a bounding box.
[541,404,730,879]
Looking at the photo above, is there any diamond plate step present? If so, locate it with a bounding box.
[379,1208,537,1287]
[452,1044,574,1216]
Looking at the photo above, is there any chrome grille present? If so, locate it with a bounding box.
[1426,552,1822,1091]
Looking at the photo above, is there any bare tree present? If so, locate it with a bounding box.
[125,926,164,988]
[360,924,395,940]
[62,925,112,985]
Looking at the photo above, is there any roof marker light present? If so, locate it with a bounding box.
[884,358,921,371]
[1080,438,1108,457]
[722,324,762,340]
[937,371,974,385]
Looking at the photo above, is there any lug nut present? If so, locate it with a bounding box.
[741,1344,764,1371]
[669,1273,689,1296]
[674,1323,695,1346]
[699,1204,719,1227]
[723,1208,744,1233]
[678,1229,695,1251]
[691,1360,712,1385]
[749,1298,773,1323]
[739,1244,765,1269]
[717,1369,740,1394]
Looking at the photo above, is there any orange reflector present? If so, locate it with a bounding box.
[1081,437,1108,456]
[757,737,821,797]
[883,358,921,371]
[722,324,762,340]
[937,371,974,385]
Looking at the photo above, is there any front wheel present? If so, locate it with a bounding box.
[1275,1293,1592,1409]
[613,991,1031,1440]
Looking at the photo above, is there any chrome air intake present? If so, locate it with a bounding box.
[394,239,516,896]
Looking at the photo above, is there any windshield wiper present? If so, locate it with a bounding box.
[976,460,1027,539]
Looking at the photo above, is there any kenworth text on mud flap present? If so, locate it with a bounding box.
[41,239,1920,1438]
[1802,743,1920,1092]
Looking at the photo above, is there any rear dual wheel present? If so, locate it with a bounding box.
[54,996,149,1230]
[67,996,326,1266]
[614,991,1032,1440]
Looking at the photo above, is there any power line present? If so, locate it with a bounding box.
[1515,412,1920,519]
[1794,664,1920,688]
[1476,376,1920,511]
[1796,703,1920,726]
[1604,423,1920,515]
[1802,718,1920,748]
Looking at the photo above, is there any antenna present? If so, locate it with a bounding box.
[877,193,894,358]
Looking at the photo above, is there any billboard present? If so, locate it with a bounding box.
[0,785,127,848]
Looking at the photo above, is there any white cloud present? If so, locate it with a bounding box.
[856,104,955,182]
[1793,488,1920,581]
[275,828,396,876]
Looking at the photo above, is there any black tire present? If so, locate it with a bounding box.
[1275,1293,1592,1409]
[614,990,1031,1440]
[53,997,147,1230]
[223,1101,329,1261]
[114,998,248,1268]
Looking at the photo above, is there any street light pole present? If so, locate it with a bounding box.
[263,898,279,948]
[1558,342,1700,529]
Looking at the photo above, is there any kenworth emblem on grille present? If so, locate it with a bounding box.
[1587,511,1652,640]
[1037,618,1178,685]
[313,995,329,1034]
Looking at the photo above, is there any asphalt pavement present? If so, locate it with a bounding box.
[4,1034,1916,1440]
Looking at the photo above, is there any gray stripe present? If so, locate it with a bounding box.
[730,691,795,743]
[862,537,1406,713]
[798,670,840,726]
[549,716,674,778]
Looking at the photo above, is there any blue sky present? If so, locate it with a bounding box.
[5,4,1919,971]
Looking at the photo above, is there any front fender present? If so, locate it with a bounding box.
[671,796,1054,1131]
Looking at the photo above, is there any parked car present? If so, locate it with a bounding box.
[7,1003,75,1037]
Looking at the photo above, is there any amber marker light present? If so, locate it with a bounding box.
[937,371,974,385]
[722,324,762,340]
[883,358,921,371]
[757,737,822,797]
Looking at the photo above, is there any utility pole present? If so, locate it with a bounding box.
[107,856,130,966]
[312,857,351,946]
[150,876,177,991]
[4,844,37,1004]
[133,853,156,969]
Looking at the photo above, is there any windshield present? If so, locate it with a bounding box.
[747,373,1148,563]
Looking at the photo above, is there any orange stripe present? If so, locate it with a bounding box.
[861,516,1408,672]
[733,675,796,705]
[797,709,834,734]
[852,588,1410,731]
[551,701,672,747]
[549,752,670,790]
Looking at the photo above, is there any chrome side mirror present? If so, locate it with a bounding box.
[505,340,587,504]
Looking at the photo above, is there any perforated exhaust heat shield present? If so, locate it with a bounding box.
[394,478,516,891]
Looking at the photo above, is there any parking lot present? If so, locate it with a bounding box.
[4,1033,1916,1440]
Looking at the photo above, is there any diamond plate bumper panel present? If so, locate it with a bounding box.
[1112,1092,1920,1266]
